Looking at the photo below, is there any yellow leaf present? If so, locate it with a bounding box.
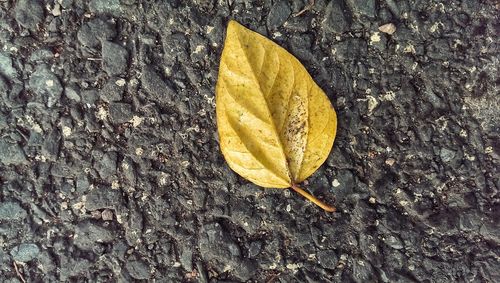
[216,20,338,212]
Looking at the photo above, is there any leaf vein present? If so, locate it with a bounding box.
[224,103,289,183]
[234,30,292,182]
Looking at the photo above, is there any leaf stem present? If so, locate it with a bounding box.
[291,184,336,212]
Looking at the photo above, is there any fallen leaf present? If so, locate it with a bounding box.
[216,20,337,212]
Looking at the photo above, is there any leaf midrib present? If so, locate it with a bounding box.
[233,28,293,184]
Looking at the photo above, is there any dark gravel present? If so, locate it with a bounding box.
[0,0,499,282]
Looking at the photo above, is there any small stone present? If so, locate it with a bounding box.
[369,197,376,204]
[89,0,122,17]
[14,0,44,30]
[248,241,262,258]
[317,250,339,269]
[129,116,143,127]
[0,201,28,221]
[102,41,129,75]
[52,3,62,16]
[86,186,123,211]
[94,151,118,179]
[332,179,340,187]
[0,77,9,97]
[41,130,60,161]
[370,34,387,51]
[179,243,194,270]
[440,148,456,163]
[83,90,99,105]
[366,95,379,114]
[108,102,133,124]
[370,32,381,44]
[333,170,356,202]
[378,7,393,22]
[64,87,81,102]
[115,78,126,87]
[100,79,124,102]
[74,221,114,250]
[0,52,18,79]
[10,243,40,262]
[323,1,351,34]
[59,257,92,280]
[140,66,175,104]
[352,259,374,281]
[62,126,72,137]
[267,0,291,30]
[233,259,257,281]
[384,235,404,250]
[29,65,63,107]
[346,0,376,18]
[91,210,102,219]
[378,23,397,35]
[0,140,27,166]
[126,260,151,280]
[111,180,120,190]
[385,158,396,166]
[199,222,241,270]
[192,45,205,55]
[124,206,145,245]
[77,18,116,48]
[30,49,55,62]
[101,209,113,221]
[286,262,301,270]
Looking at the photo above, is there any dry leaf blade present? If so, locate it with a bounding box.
[216,20,337,211]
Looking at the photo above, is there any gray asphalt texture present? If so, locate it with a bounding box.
[0,0,499,282]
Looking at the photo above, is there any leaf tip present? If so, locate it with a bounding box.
[227,19,241,31]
